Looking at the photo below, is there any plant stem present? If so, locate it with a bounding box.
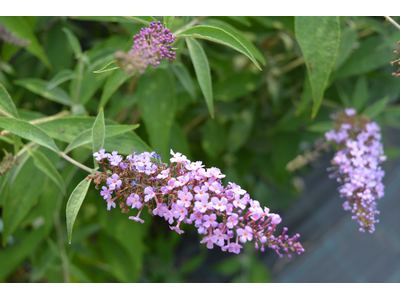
[384,16,400,31]
[59,152,93,173]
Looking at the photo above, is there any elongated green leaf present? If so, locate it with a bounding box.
[332,36,391,80]
[28,148,65,195]
[0,83,19,118]
[226,16,252,27]
[64,124,139,153]
[47,69,77,91]
[99,69,131,109]
[351,76,368,111]
[2,156,46,245]
[295,16,340,119]
[163,16,175,29]
[137,68,175,158]
[93,60,119,74]
[201,19,266,66]
[177,25,262,70]
[0,17,51,69]
[92,108,105,167]
[66,178,92,244]
[186,38,213,117]
[0,117,59,153]
[170,63,196,100]
[124,16,157,26]
[14,78,73,106]
[363,96,389,118]
[62,27,82,57]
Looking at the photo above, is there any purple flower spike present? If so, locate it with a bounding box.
[91,149,304,258]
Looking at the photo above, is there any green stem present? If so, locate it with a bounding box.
[59,152,93,173]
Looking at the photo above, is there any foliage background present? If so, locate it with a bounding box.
[0,16,400,282]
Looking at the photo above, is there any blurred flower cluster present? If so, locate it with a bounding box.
[89,149,305,258]
[325,108,386,233]
[0,24,30,47]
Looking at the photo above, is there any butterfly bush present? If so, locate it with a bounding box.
[325,108,386,233]
[0,24,30,47]
[115,21,176,75]
[89,149,305,258]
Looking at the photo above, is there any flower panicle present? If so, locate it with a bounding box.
[89,149,305,258]
[115,21,176,75]
[325,108,386,233]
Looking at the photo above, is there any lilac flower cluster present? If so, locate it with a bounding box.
[90,149,305,258]
[325,108,386,233]
[115,21,176,75]
[0,24,30,47]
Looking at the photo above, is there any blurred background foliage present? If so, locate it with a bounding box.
[0,16,400,283]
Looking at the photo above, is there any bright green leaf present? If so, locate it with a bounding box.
[0,117,60,154]
[0,83,19,118]
[201,19,266,66]
[295,74,313,116]
[66,177,92,244]
[14,78,73,106]
[0,17,51,69]
[47,69,77,91]
[177,25,262,70]
[186,37,213,117]
[334,26,357,70]
[295,16,340,118]
[93,60,119,74]
[307,121,333,132]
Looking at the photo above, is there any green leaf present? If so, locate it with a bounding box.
[66,177,92,244]
[0,117,60,154]
[334,26,357,70]
[226,16,252,27]
[227,107,255,153]
[170,63,196,100]
[332,36,392,80]
[124,16,157,26]
[201,118,227,158]
[201,19,266,66]
[351,76,368,111]
[64,124,140,153]
[93,60,119,74]
[99,69,131,109]
[46,69,77,91]
[27,148,66,195]
[186,37,213,117]
[36,116,151,154]
[14,78,73,106]
[363,96,389,118]
[214,71,262,102]
[92,108,105,167]
[0,83,19,118]
[0,17,51,69]
[163,16,175,29]
[62,27,82,57]
[307,121,333,133]
[2,156,46,244]
[177,25,262,70]
[295,16,340,118]
[137,68,175,158]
